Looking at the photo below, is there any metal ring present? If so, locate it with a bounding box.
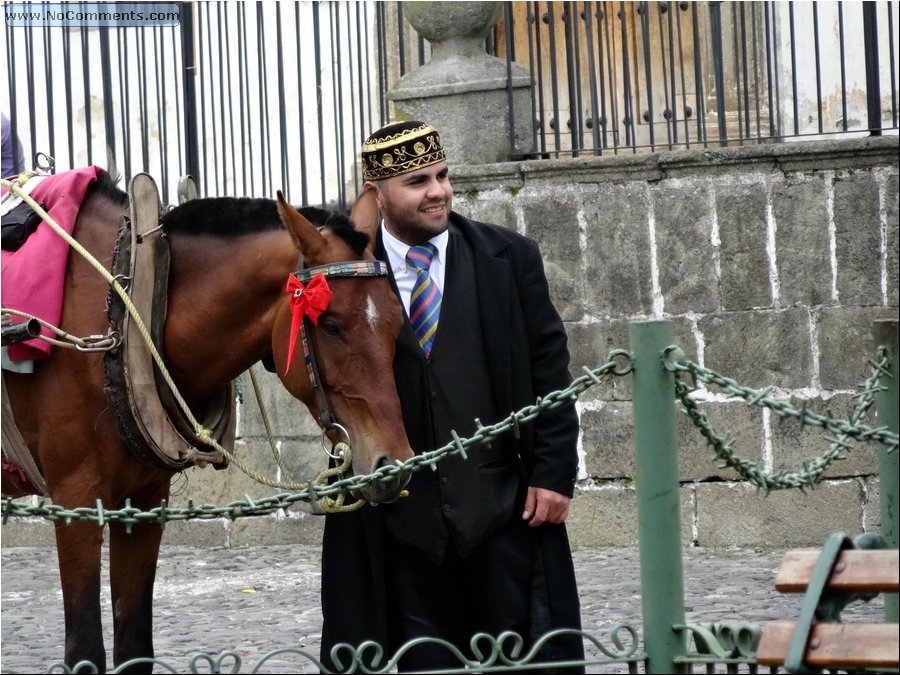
[662,345,687,372]
[608,349,635,376]
[321,423,351,460]
[34,152,55,173]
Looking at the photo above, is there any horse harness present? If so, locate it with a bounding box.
[289,258,388,458]
[105,173,236,472]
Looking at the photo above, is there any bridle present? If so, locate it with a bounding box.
[290,259,389,458]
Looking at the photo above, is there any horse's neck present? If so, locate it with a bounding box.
[163,229,296,404]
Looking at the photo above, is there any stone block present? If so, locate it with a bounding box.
[566,320,633,402]
[568,485,640,548]
[169,440,288,509]
[773,177,833,307]
[0,517,56,547]
[463,189,518,232]
[715,181,771,310]
[161,519,230,548]
[579,402,635,479]
[695,480,862,548]
[769,394,879,479]
[578,398,742,483]
[676,400,764,482]
[519,186,585,320]
[581,183,654,316]
[450,192,475,218]
[669,316,701,365]
[699,309,813,389]
[229,513,325,548]
[274,437,339,487]
[832,173,882,305]
[818,306,900,390]
[864,476,880,532]
[886,173,899,307]
[237,368,322,440]
[653,183,719,314]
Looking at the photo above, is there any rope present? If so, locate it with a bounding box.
[248,365,294,484]
[1,307,119,351]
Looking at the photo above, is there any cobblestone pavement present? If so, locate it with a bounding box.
[0,543,884,673]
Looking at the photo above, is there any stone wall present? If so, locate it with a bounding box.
[4,137,897,549]
[449,136,898,550]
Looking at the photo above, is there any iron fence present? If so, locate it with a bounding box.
[3,1,898,207]
[496,1,899,157]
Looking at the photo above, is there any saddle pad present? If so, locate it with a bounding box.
[1,166,107,361]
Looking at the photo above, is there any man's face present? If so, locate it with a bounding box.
[369,161,453,245]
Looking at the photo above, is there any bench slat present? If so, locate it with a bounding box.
[775,549,900,593]
[757,622,900,668]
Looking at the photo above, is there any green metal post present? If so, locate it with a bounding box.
[874,319,898,622]
[630,320,687,673]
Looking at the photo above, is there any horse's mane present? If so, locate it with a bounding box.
[91,170,130,208]
[160,198,369,256]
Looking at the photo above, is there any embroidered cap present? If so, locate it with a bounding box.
[362,121,446,181]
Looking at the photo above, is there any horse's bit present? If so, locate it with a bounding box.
[291,259,389,458]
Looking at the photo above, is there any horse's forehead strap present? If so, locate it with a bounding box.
[294,260,388,284]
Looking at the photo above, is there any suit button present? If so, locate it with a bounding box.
[443,504,451,513]
[441,476,448,485]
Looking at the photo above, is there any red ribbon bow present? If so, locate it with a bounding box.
[285,273,332,374]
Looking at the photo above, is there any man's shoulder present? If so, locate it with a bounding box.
[449,211,535,256]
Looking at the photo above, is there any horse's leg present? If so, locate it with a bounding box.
[108,486,168,672]
[56,521,107,672]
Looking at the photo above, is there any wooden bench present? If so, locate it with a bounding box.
[756,533,899,672]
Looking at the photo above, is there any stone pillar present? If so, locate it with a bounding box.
[388,1,534,165]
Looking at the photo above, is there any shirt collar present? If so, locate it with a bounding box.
[381,223,450,271]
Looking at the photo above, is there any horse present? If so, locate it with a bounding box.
[1,170,413,672]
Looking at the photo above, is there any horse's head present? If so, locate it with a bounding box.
[271,192,413,504]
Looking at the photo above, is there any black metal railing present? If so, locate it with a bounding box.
[3,1,897,207]
[495,0,898,158]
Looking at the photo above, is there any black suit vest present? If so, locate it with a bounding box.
[383,225,523,564]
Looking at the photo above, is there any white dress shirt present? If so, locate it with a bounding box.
[380,224,449,317]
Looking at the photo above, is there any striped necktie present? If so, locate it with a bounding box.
[406,243,442,357]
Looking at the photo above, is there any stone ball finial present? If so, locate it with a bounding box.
[403,1,502,57]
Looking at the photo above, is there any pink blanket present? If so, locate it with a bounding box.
[2,166,108,361]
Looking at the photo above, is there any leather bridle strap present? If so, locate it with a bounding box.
[291,260,389,438]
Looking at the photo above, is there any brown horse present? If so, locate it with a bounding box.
[1,173,412,671]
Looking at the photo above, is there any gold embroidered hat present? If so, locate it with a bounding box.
[362,121,445,181]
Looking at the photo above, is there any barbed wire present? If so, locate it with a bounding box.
[1,351,633,528]
[665,345,897,491]
[4,340,895,524]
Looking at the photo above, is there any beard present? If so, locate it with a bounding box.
[381,197,451,245]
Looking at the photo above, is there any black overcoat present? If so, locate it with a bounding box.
[319,212,582,667]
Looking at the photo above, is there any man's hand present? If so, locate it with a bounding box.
[522,487,571,527]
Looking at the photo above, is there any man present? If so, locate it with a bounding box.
[2,112,26,179]
[319,121,584,672]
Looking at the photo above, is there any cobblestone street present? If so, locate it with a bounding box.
[0,542,884,673]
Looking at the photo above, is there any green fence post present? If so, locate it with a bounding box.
[629,319,687,673]
[874,319,898,622]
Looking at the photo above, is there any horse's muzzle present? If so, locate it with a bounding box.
[352,457,411,504]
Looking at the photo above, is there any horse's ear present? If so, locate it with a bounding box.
[276,190,326,257]
[349,186,380,254]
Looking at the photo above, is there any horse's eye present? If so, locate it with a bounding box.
[320,318,342,337]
